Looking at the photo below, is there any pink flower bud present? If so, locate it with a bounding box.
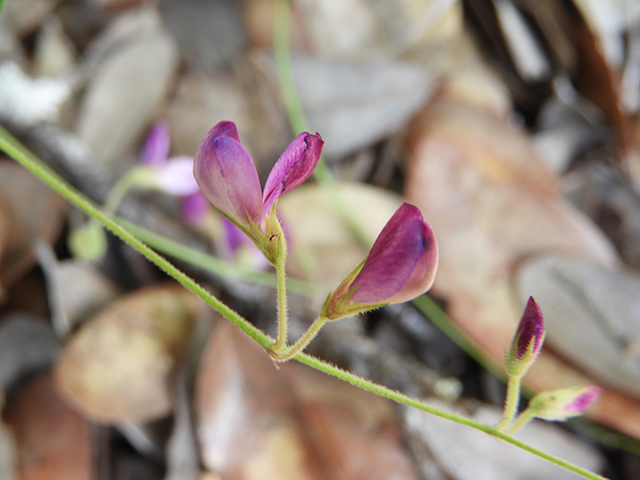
[528,386,603,421]
[193,121,323,264]
[321,203,438,320]
[506,297,545,378]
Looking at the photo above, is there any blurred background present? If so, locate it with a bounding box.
[1,0,640,478]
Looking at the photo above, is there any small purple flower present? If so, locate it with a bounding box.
[529,386,603,421]
[193,121,323,233]
[141,122,171,167]
[153,155,200,196]
[138,123,207,223]
[506,297,546,378]
[321,203,438,321]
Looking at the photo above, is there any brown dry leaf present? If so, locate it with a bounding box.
[3,371,91,480]
[195,320,417,480]
[0,162,67,291]
[403,98,640,436]
[54,284,200,424]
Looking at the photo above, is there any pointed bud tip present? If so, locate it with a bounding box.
[515,296,545,359]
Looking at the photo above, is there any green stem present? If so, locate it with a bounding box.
[0,125,270,350]
[116,217,313,297]
[506,407,538,435]
[497,374,523,431]
[270,316,327,361]
[0,126,608,480]
[273,252,289,351]
[273,0,369,247]
[102,168,142,215]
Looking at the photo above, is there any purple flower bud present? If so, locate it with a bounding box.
[514,297,545,360]
[528,386,602,421]
[193,121,323,238]
[321,203,438,320]
[505,297,545,378]
[262,132,323,219]
[194,121,263,230]
[141,122,170,167]
[153,156,200,196]
[352,203,438,304]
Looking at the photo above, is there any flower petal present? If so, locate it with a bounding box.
[515,297,545,360]
[141,122,170,166]
[262,133,323,217]
[351,203,438,304]
[180,191,210,224]
[193,121,262,228]
[154,156,200,196]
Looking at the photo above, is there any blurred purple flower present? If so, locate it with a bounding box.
[193,121,323,232]
[138,122,206,223]
[141,122,171,167]
[321,203,438,321]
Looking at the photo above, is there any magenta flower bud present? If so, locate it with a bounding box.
[506,297,546,378]
[320,203,438,321]
[528,386,603,421]
[141,122,171,167]
[193,120,323,264]
[262,132,324,219]
[194,121,263,230]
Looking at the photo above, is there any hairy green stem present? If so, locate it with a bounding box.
[116,218,313,296]
[497,374,523,431]
[272,252,289,351]
[270,316,327,361]
[507,406,538,435]
[0,125,608,480]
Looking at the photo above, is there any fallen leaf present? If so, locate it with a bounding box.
[404,400,603,480]
[516,254,640,397]
[0,314,58,392]
[403,98,640,437]
[293,56,433,159]
[195,319,417,480]
[3,372,91,480]
[0,162,67,291]
[54,284,199,424]
[75,7,179,168]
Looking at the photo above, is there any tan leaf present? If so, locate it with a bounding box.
[54,284,199,424]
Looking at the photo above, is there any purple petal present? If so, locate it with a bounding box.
[141,122,170,166]
[351,203,438,304]
[181,191,210,224]
[515,297,545,359]
[223,215,247,255]
[193,121,262,228]
[154,156,200,196]
[262,133,323,217]
[564,386,603,414]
